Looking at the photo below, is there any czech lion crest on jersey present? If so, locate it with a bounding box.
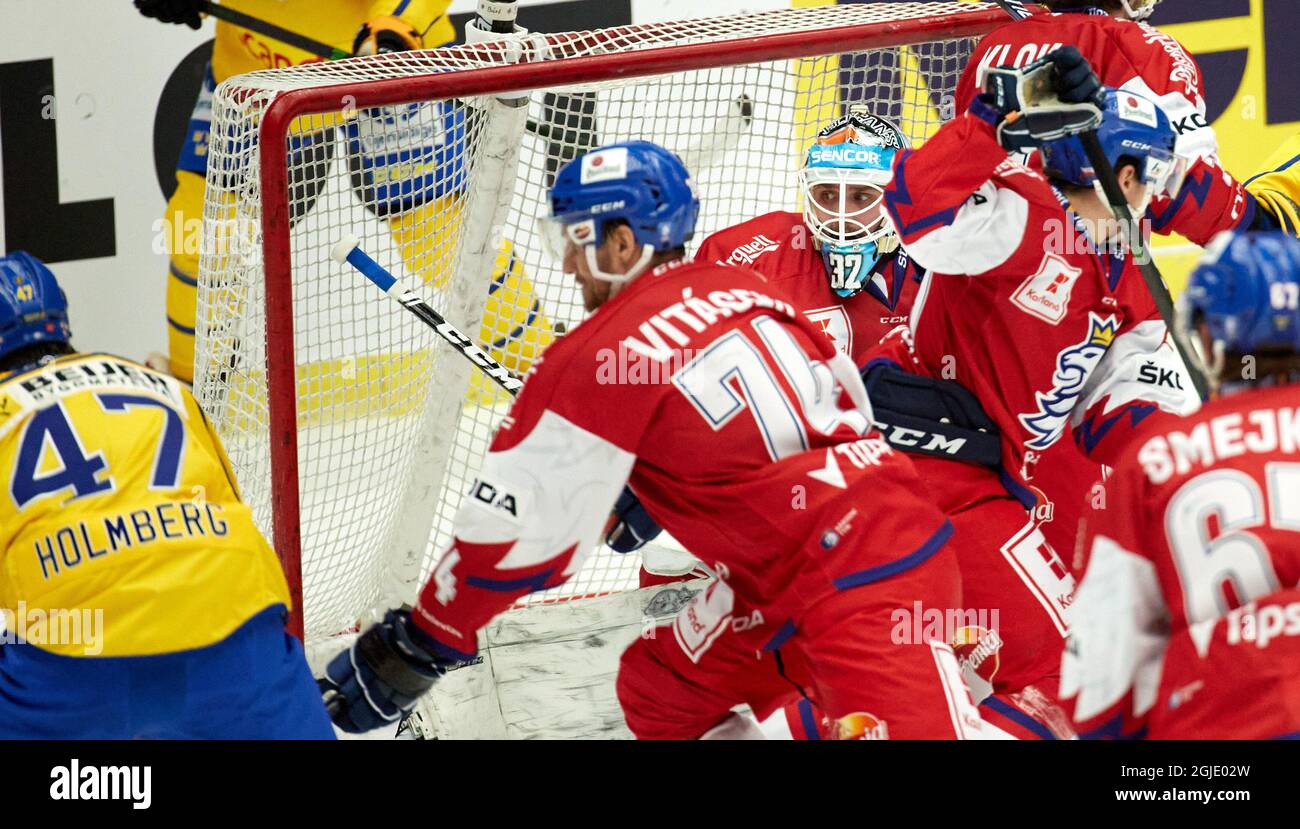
[1018,313,1120,451]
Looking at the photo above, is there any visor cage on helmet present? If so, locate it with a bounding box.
[800,113,906,250]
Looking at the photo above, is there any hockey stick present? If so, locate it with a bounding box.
[1078,134,1210,398]
[988,0,1209,398]
[332,237,715,575]
[988,0,1039,21]
[196,1,349,59]
[331,236,524,395]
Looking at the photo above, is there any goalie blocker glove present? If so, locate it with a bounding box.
[974,46,1103,154]
[605,487,663,554]
[319,609,457,733]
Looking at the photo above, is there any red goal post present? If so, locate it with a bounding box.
[195,3,1006,645]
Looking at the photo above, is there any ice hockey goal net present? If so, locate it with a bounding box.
[194,2,1003,645]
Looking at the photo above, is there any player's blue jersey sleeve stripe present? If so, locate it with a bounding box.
[1075,710,1148,740]
[883,156,961,237]
[980,696,1060,740]
[466,570,556,593]
[1072,402,1159,457]
[998,467,1038,511]
[167,317,196,336]
[760,619,797,652]
[797,698,822,740]
[831,519,952,591]
[168,264,198,287]
[1148,169,1217,232]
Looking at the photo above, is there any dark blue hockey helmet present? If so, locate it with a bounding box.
[1182,232,1300,368]
[545,140,700,282]
[0,251,71,362]
[1041,88,1186,215]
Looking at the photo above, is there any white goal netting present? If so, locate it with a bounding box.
[194,2,1001,647]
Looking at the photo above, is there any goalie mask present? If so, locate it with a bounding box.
[800,111,908,298]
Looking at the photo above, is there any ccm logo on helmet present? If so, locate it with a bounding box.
[589,200,627,214]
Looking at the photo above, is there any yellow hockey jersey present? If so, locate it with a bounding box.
[0,354,291,657]
[210,0,455,82]
[1248,133,1300,236]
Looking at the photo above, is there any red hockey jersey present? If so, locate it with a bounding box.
[954,10,1256,246]
[1062,385,1300,739]
[693,212,922,366]
[409,258,952,658]
[878,109,1200,504]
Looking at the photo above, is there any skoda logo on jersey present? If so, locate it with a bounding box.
[469,478,520,520]
[1018,313,1120,451]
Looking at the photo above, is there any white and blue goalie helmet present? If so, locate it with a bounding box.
[800,110,909,298]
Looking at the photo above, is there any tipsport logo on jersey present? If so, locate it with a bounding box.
[1018,313,1120,451]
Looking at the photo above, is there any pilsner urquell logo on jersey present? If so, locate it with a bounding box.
[1018,313,1119,451]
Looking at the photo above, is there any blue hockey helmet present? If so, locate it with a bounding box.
[1181,231,1300,383]
[0,251,71,362]
[545,140,700,283]
[1041,88,1187,216]
[800,110,908,298]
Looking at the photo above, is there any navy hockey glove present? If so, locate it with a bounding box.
[605,487,663,554]
[134,0,203,30]
[318,608,455,733]
[976,46,1104,153]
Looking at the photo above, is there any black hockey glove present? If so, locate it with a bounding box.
[318,608,455,733]
[974,46,1104,154]
[134,0,203,30]
[605,486,664,554]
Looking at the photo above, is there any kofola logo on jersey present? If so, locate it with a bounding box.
[1019,313,1119,451]
[1012,252,1083,325]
